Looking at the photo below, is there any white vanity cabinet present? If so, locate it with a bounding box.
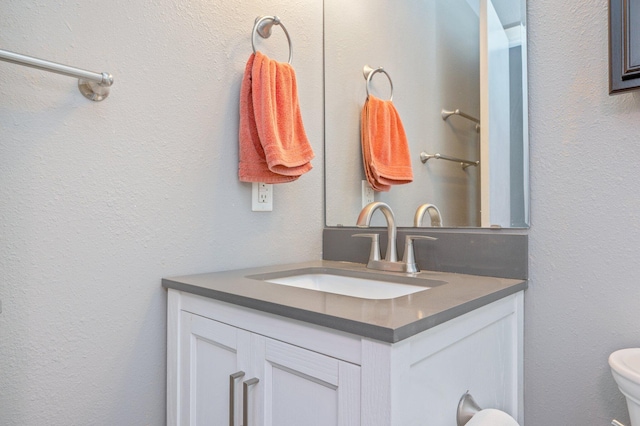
[176,310,360,426]
[177,312,250,425]
[167,288,523,426]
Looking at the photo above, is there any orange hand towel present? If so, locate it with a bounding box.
[252,51,314,176]
[361,95,413,191]
[361,102,391,192]
[238,53,299,183]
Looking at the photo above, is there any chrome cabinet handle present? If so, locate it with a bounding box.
[242,378,259,426]
[229,371,245,426]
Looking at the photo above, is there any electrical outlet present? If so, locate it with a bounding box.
[362,180,375,208]
[252,182,273,211]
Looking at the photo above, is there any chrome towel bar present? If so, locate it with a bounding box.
[420,152,479,170]
[0,48,113,101]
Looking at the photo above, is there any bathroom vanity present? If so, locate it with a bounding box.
[163,261,525,426]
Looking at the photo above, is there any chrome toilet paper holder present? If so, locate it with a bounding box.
[457,391,482,426]
[458,391,626,426]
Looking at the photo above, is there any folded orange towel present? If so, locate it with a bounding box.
[238,51,314,183]
[252,51,314,176]
[239,53,299,183]
[361,95,413,191]
[361,103,391,192]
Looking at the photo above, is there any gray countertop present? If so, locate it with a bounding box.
[162,260,527,343]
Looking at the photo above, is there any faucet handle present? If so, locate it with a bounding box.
[352,233,381,262]
[403,235,437,274]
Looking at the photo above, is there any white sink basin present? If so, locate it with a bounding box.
[263,272,431,300]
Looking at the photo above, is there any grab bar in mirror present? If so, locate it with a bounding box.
[441,108,480,132]
[420,152,479,170]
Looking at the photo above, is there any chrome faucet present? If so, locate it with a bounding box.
[356,202,397,262]
[414,203,443,227]
[354,202,436,273]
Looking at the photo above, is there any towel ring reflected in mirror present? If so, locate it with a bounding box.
[252,15,293,64]
[364,65,394,101]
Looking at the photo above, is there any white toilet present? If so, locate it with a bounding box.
[609,348,640,425]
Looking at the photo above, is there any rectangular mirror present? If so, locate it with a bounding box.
[324,0,528,228]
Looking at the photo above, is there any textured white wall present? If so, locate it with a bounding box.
[3,0,640,424]
[527,0,640,424]
[0,0,323,424]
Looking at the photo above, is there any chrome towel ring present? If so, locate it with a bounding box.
[363,65,394,101]
[251,16,293,64]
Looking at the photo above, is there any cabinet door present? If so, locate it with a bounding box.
[250,336,361,426]
[180,312,251,426]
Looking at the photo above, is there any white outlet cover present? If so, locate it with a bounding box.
[252,182,273,211]
[362,180,375,208]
